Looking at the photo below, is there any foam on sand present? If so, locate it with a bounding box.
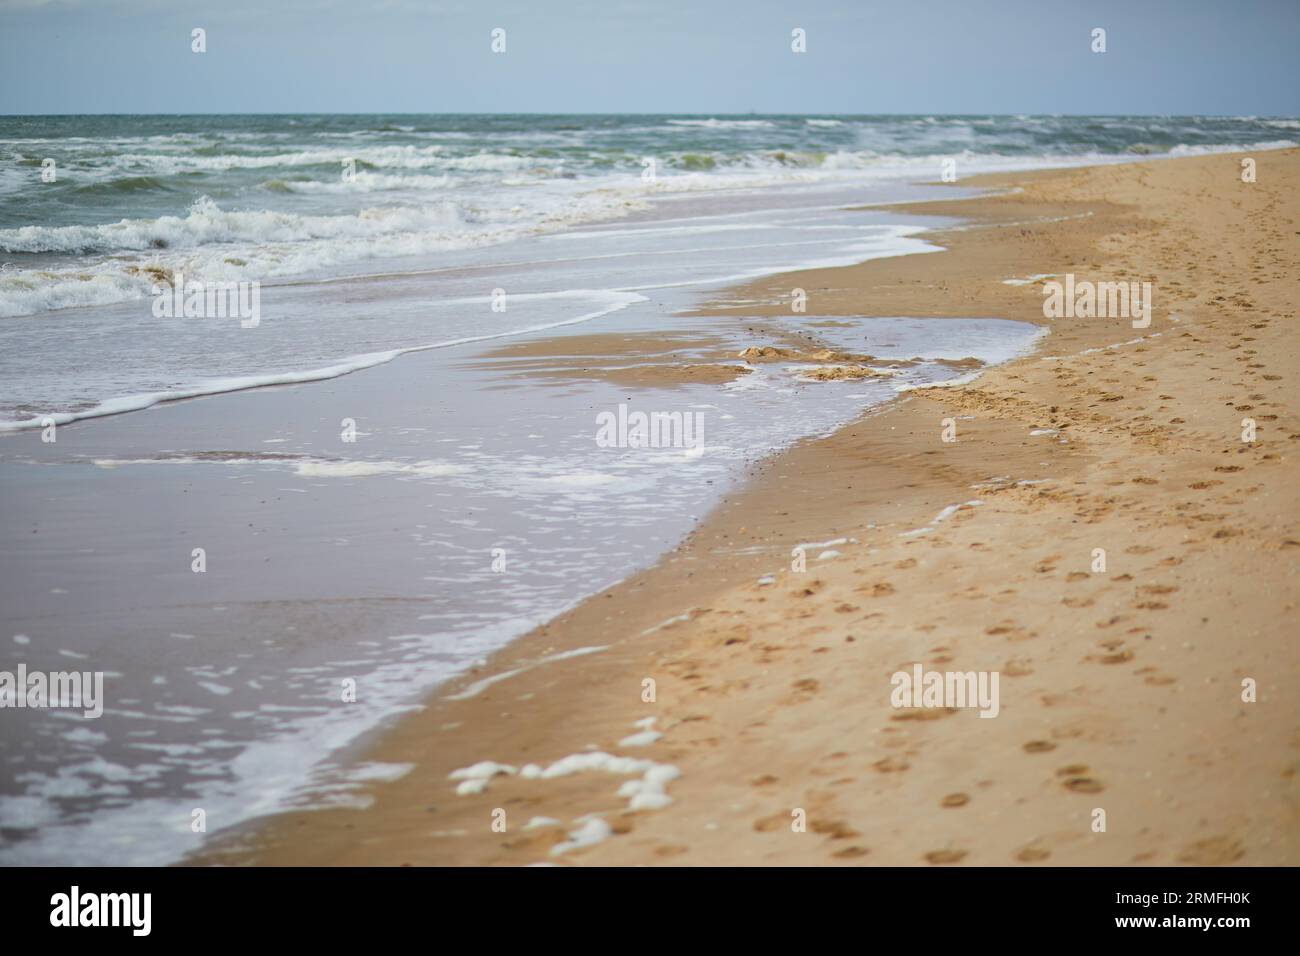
[551,817,614,856]
[446,646,609,702]
[448,719,681,814]
[449,761,517,796]
[618,717,662,748]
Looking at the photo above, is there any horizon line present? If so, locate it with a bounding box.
[3,110,1296,119]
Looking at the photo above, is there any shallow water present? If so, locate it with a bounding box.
[0,300,1042,864]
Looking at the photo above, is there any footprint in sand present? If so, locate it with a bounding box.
[987,621,1035,641]
[1138,668,1177,686]
[752,813,789,833]
[1015,846,1051,862]
[925,849,968,864]
[1088,646,1134,664]
[655,845,690,858]
[832,846,870,859]
[1004,659,1034,677]
[1023,740,1057,754]
[890,708,956,723]
[1140,584,1182,597]
[1177,835,1245,864]
[873,756,912,773]
[811,820,860,840]
[1056,766,1105,793]
[857,582,896,597]
[941,793,970,808]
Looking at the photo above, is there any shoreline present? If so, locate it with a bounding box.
[185,148,1296,864]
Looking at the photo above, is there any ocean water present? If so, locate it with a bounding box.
[2,113,1296,321]
[0,114,1293,864]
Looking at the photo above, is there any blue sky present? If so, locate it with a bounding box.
[2,0,1297,116]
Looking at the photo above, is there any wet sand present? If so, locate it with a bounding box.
[196,149,1300,866]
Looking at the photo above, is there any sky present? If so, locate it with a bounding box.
[1,0,1297,116]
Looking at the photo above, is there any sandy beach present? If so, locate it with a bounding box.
[192,148,1300,866]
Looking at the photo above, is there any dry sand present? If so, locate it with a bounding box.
[198,149,1300,866]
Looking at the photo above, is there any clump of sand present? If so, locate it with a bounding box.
[739,345,875,364]
[738,344,982,373]
[796,365,896,382]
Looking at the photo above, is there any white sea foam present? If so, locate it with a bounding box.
[666,118,777,129]
[1003,273,1057,286]
[294,460,466,479]
[0,192,650,317]
[551,817,613,855]
[446,646,608,702]
[619,717,662,748]
[0,289,644,432]
[1,195,465,255]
